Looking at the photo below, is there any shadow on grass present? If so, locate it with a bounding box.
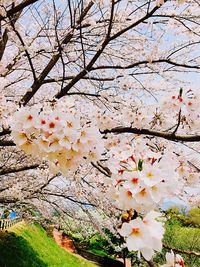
[0,231,47,267]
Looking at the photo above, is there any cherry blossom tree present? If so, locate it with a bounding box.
[1,0,200,265]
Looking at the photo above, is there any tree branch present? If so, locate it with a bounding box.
[20,1,94,106]
[102,127,200,143]
[0,129,11,136]
[42,191,96,207]
[0,0,39,21]
[0,164,39,176]
[0,140,15,146]
[164,244,200,257]
[91,59,200,71]
[55,0,168,99]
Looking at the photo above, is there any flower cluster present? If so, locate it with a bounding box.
[119,211,165,261]
[108,145,181,213]
[177,160,199,185]
[160,250,184,267]
[94,89,200,135]
[159,89,200,131]
[11,105,104,175]
[104,143,184,260]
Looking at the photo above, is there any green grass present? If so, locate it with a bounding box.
[0,221,99,267]
[155,220,200,267]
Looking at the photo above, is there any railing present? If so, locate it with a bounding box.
[0,217,21,230]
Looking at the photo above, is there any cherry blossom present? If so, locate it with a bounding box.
[160,251,185,267]
[119,211,165,260]
[107,143,182,213]
[11,103,104,175]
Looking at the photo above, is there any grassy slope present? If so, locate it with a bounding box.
[157,221,200,267]
[0,221,99,267]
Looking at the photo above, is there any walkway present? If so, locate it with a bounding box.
[53,229,131,267]
[53,229,77,253]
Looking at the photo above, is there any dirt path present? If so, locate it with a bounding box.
[53,229,131,267]
[53,229,76,254]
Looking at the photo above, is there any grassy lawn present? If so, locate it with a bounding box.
[0,221,99,267]
[156,220,200,267]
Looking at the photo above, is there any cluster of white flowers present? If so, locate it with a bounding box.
[104,141,186,260]
[95,109,116,131]
[11,104,104,175]
[161,90,200,130]
[94,89,200,134]
[160,250,184,267]
[177,160,199,185]
[108,145,181,213]
[119,211,165,261]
